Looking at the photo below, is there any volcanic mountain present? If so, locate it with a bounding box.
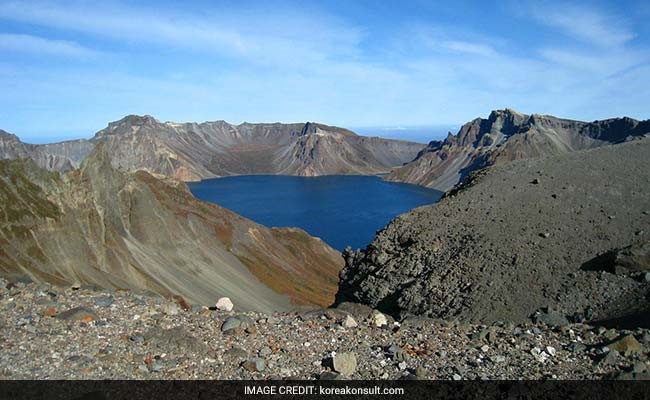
[0,116,424,181]
[386,109,650,191]
[0,144,343,312]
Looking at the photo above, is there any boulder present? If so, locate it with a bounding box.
[608,335,644,357]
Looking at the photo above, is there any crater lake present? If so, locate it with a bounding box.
[188,175,443,251]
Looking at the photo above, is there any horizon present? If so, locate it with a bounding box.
[1,0,649,141]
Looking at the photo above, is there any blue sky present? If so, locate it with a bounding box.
[0,0,649,142]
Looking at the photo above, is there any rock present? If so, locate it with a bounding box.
[335,302,374,319]
[221,315,254,335]
[414,366,427,378]
[332,352,357,376]
[259,346,272,357]
[92,296,114,308]
[319,371,343,380]
[215,297,234,312]
[143,327,208,353]
[608,335,643,357]
[224,346,249,361]
[371,310,388,327]
[632,362,647,374]
[597,350,621,367]
[531,178,540,184]
[477,328,497,343]
[221,317,241,333]
[539,232,550,238]
[546,346,557,356]
[452,374,462,381]
[161,302,179,316]
[612,242,650,274]
[386,345,408,362]
[604,329,619,341]
[242,357,265,372]
[567,343,587,353]
[398,361,407,371]
[342,315,358,328]
[172,295,191,311]
[56,307,98,323]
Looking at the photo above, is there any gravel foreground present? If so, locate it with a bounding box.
[1,280,649,380]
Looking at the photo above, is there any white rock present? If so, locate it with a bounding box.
[372,310,388,327]
[215,297,234,312]
[546,346,557,356]
[342,315,358,328]
[333,352,357,376]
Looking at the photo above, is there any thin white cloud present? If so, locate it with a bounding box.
[0,33,99,58]
[0,1,362,66]
[531,4,634,47]
[441,40,496,57]
[539,47,647,76]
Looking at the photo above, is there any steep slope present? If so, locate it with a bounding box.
[337,139,650,324]
[1,117,424,181]
[386,109,650,191]
[0,144,343,311]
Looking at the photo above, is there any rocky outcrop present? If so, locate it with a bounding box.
[337,139,650,324]
[386,109,650,191]
[1,117,424,181]
[0,130,90,173]
[0,144,343,311]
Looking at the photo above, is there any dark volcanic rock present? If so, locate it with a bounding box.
[337,140,650,324]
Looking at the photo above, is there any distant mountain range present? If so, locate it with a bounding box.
[386,109,650,191]
[0,116,425,181]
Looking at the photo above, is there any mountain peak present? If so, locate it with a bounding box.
[0,129,21,142]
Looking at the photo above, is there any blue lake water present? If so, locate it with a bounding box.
[188,175,443,251]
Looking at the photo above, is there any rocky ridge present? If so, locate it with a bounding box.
[386,109,650,191]
[1,117,424,181]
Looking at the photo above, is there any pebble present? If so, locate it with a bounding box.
[215,297,234,312]
[242,357,266,372]
[333,352,357,376]
[92,296,114,308]
[221,316,242,333]
[56,307,98,322]
[342,315,358,328]
[372,311,388,327]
